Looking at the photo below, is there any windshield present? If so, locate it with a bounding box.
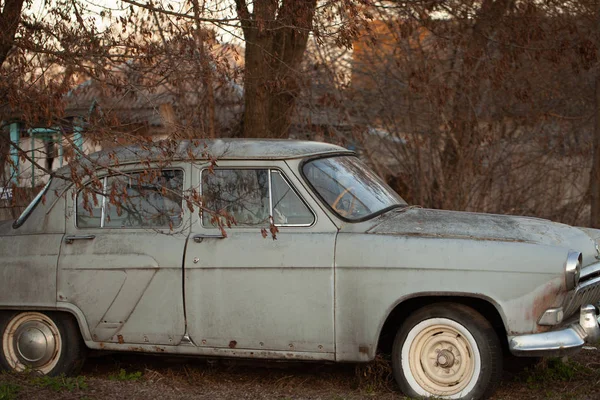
[13,179,52,228]
[303,156,406,221]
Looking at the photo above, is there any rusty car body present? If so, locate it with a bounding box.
[1,139,600,399]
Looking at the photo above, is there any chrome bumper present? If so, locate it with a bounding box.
[509,304,600,357]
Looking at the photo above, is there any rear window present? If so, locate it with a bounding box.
[77,170,184,229]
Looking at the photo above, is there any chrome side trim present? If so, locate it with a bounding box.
[180,333,196,346]
[510,304,600,357]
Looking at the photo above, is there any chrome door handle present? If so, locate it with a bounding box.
[192,234,225,243]
[65,235,96,244]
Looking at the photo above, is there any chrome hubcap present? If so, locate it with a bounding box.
[2,312,61,374]
[14,321,56,367]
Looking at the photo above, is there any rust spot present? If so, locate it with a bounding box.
[359,345,369,354]
[154,346,165,352]
[128,346,145,352]
[99,342,105,349]
[229,340,237,349]
[526,279,566,333]
[117,335,124,344]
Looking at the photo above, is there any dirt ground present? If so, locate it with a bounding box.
[1,347,600,400]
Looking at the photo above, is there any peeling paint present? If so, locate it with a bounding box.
[528,281,565,329]
[366,207,597,249]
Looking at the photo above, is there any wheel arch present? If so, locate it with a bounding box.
[376,293,509,356]
[0,303,91,342]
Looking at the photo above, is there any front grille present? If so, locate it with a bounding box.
[563,276,600,318]
[580,262,600,283]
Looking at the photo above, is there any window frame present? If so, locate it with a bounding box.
[75,168,185,230]
[200,167,316,229]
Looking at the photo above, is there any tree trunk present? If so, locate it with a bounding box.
[243,33,274,138]
[0,0,25,182]
[237,0,316,139]
[267,0,316,138]
[0,0,24,67]
[591,1,600,228]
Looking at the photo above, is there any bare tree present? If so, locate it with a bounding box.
[307,1,597,225]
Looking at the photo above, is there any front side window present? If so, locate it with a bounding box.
[77,170,184,229]
[201,169,314,227]
[303,156,406,221]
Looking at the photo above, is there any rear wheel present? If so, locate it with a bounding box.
[392,303,502,399]
[0,311,86,375]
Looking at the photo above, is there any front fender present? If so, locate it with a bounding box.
[333,233,569,362]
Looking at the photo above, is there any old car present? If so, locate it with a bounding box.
[1,139,600,399]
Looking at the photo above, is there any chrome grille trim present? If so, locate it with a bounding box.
[580,262,600,282]
[563,275,600,318]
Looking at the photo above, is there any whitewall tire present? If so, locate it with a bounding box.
[392,303,502,399]
[0,311,86,376]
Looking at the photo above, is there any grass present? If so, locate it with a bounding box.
[1,351,600,400]
[108,368,143,382]
[0,383,20,400]
[31,374,88,391]
[520,357,595,390]
[354,354,395,393]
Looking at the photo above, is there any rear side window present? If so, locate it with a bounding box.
[201,169,314,227]
[77,170,184,229]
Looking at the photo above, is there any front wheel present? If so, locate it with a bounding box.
[0,311,87,376]
[392,303,502,399]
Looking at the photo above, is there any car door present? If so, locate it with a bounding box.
[184,161,338,357]
[0,179,64,309]
[57,165,189,345]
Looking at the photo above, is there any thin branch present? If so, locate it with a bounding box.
[121,0,236,24]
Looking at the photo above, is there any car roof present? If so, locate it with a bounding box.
[87,138,353,164]
[52,139,354,180]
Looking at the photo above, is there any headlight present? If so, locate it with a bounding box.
[565,251,582,291]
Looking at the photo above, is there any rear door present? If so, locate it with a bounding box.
[57,166,189,345]
[183,161,338,357]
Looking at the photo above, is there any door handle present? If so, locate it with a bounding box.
[65,235,96,244]
[192,233,225,243]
